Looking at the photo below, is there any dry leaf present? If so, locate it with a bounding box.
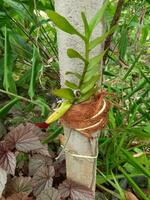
[0,168,7,198]
[125,191,139,200]
[6,192,31,200]
[32,166,55,196]
[5,176,32,196]
[58,179,94,200]
[29,154,53,176]
[0,143,16,175]
[5,123,45,153]
[37,187,60,200]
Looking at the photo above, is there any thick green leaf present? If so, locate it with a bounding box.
[67,49,85,62]
[77,86,98,103]
[52,88,75,101]
[80,75,99,94]
[84,66,100,82]
[89,25,117,50]
[48,11,85,40]
[3,27,17,94]
[88,50,107,69]
[28,46,41,99]
[65,71,82,80]
[89,0,109,33]
[0,98,18,118]
[65,80,78,90]
[81,12,90,38]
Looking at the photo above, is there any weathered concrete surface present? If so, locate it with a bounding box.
[55,0,104,193]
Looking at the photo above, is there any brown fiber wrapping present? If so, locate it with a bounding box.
[60,92,110,138]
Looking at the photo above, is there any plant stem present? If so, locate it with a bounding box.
[79,39,89,87]
[0,89,50,110]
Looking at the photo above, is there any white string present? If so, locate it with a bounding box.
[62,145,98,160]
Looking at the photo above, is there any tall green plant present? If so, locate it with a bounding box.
[47,0,113,104]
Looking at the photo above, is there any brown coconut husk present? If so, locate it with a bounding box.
[60,91,110,138]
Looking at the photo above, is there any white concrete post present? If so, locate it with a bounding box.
[55,0,104,194]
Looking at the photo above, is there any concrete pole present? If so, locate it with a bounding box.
[55,0,104,194]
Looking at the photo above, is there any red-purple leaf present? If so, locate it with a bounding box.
[5,176,32,196]
[0,168,7,198]
[0,143,16,175]
[32,144,50,157]
[37,187,61,200]
[6,192,32,200]
[5,123,45,152]
[29,154,53,176]
[58,179,94,200]
[53,156,66,177]
[32,166,55,196]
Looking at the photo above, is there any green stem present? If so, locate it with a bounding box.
[0,89,51,110]
[79,39,90,87]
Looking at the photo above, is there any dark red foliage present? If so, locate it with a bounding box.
[58,179,94,200]
[35,122,49,129]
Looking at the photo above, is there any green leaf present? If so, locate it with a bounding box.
[80,75,99,94]
[121,149,150,179]
[103,71,115,76]
[119,166,149,200]
[3,0,30,20]
[84,66,100,82]
[67,49,85,62]
[78,86,98,103]
[42,127,63,144]
[35,97,50,116]
[109,108,116,129]
[96,173,143,185]
[144,124,150,134]
[3,27,17,94]
[0,98,18,118]
[65,80,78,90]
[89,0,109,33]
[48,11,85,40]
[65,71,82,80]
[88,50,107,69]
[123,52,141,80]
[111,172,126,200]
[125,79,148,99]
[89,25,117,50]
[28,46,41,100]
[118,27,128,59]
[52,88,75,101]
[138,67,150,84]
[81,12,90,38]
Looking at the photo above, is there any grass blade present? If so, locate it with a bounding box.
[119,166,149,200]
[3,26,16,94]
